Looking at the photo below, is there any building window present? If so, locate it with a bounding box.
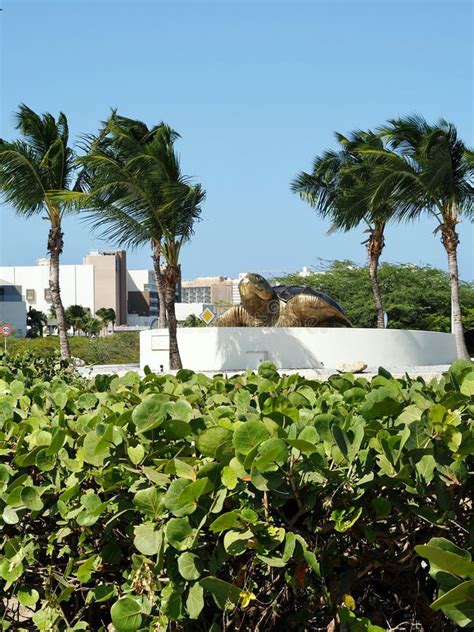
[26,289,36,302]
[44,289,52,302]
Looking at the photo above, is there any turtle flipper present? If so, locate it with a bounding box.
[277,294,351,327]
[216,305,253,327]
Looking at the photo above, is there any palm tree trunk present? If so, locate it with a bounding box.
[441,225,470,360]
[366,224,385,329]
[48,226,70,359]
[152,241,168,329]
[163,263,182,370]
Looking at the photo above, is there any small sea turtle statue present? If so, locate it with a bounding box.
[216,273,351,327]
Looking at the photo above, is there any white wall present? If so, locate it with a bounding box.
[175,303,205,321]
[0,265,95,314]
[140,327,458,372]
[127,269,152,292]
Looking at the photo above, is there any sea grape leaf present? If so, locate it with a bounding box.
[200,576,241,610]
[233,421,269,455]
[110,597,142,632]
[186,582,204,619]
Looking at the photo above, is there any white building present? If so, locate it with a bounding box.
[0,260,95,318]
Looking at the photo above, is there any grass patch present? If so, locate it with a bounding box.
[6,332,139,364]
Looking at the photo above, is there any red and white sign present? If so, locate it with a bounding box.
[1,324,12,337]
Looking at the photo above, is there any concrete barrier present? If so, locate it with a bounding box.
[140,327,457,372]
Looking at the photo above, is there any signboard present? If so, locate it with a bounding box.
[1,323,12,352]
[199,307,217,325]
[1,324,12,337]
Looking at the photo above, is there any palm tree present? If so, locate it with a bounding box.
[292,130,396,328]
[370,115,473,359]
[96,307,116,334]
[26,307,48,338]
[0,105,79,358]
[65,304,89,335]
[69,112,205,369]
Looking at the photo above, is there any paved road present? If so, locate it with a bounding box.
[77,363,453,380]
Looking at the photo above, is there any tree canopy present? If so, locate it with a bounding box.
[274,260,474,336]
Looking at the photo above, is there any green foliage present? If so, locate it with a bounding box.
[180,314,206,328]
[416,538,474,628]
[275,260,474,334]
[0,357,472,630]
[6,332,139,365]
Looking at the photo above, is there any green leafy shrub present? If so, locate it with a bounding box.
[6,332,139,365]
[416,537,474,628]
[0,359,472,630]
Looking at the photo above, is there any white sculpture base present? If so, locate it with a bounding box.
[140,327,457,372]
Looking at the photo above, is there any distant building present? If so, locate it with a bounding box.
[83,250,128,325]
[181,276,233,312]
[0,280,27,337]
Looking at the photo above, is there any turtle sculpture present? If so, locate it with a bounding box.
[216,273,351,327]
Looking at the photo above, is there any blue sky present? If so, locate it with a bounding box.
[1,0,473,280]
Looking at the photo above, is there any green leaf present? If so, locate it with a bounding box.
[133,524,162,556]
[21,486,43,511]
[164,478,194,517]
[209,510,241,533]
[174,458,196,480]
[200,576,241,610]
[285,438,318,454]
[132,397,165,433]
[221,465,238,489]
[460,372,474,396]
[415,545,474,578]
[110,597,143,632]
[186,582,204,619]
[415,454,436,484]
[196,427,233,457]
[18,588,40,607]
[169,399,193,422]
[360,386,403,420]
[166,517,195,550]
[178,552,201,580]
[431,579,474,609]
[233,420,269,455]
[253,438,288,471]
[127,444,145,465]
[161,583,182,619]
[331,506,363,532]
[133,487,165,518]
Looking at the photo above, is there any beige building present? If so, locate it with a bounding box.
[181,276,233,313]
[83,250,128,325]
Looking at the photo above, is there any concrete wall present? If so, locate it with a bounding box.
[140,327,458,372]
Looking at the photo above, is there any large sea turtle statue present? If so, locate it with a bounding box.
[217,273,351,327]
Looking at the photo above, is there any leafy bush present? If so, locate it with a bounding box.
[0,358,472,631]
[275,260,474,335]
[416,537,474,628]
[6,332,139,365]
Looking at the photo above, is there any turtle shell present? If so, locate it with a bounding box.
[272,285,347,315]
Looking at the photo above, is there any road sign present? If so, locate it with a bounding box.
[199,307,217,325]
[1,324,12,337]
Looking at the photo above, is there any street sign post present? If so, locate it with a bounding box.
[0,323,12,353]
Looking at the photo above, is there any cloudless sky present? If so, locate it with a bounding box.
[1,0,473,280]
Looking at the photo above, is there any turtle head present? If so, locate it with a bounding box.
[239,273,279,323]
[239,273,274,303]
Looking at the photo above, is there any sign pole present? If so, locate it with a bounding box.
[1,323,12,352]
